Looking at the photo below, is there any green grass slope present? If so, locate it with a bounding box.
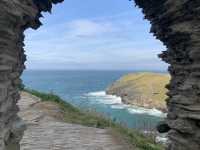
[106,72,170,111]
[24,89,164,150]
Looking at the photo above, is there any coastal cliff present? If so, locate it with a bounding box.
[106,72,170,112]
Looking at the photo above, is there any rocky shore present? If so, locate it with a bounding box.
[106,72,170,112]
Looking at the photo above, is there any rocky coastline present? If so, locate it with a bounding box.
[106,72,170,113]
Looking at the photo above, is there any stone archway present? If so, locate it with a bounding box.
[0,0,200,150]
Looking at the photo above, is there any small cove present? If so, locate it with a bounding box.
[22,70,165,129]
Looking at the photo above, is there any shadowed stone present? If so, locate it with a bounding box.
[0,0,63,149]
[134,0,200,149]
[157,121,171,133]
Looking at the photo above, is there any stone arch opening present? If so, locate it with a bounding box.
[23,0,167,133]
[0,0,199,150]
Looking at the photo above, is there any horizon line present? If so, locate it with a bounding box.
[24,69,168,72]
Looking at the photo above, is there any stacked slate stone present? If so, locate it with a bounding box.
[0,0,63,149]
[134,0,200,150]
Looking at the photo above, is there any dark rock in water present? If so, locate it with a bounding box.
[157,121,171,133]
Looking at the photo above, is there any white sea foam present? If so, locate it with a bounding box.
[87,91,107,96]
[85,91,166,117]
[86,91,122,104]
[127,107,166,118]
[110,104,126,109]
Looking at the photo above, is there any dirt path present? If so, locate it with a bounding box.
[18,92,127,150]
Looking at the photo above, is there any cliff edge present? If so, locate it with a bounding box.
[106,72,170,112]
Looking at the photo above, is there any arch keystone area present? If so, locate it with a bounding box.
[0,0,200,150]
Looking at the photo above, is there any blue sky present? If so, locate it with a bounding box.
[24,0,168,71]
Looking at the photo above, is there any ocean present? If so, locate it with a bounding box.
[22,70,165,129]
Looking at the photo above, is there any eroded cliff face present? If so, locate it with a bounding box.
[134,0,200,149]
[0,0,63,149]
[106,72,170,112]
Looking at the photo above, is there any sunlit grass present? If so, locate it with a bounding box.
[107,72,170,109]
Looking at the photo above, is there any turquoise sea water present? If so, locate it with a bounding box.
[22,70,164,129]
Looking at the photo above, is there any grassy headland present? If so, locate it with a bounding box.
[106,72,170,112]
[24,89,164,150]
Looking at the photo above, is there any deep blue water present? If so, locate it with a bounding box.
[22,70,164,129]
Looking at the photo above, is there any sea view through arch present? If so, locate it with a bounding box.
[22,70,166,129]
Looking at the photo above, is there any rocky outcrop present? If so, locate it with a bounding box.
[134,0,200,149]
[106,72,169,112]
[0,0,63,149]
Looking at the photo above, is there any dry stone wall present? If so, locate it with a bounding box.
[134,0,200,149]
[0,0,63,150]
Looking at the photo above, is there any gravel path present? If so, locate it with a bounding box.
[18,92,127,150]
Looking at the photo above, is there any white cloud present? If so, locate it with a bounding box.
[67,19,116,37]
[24,11,167,70]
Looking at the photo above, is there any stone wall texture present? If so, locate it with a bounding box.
[0,0,200,150]
[0,0,63,149]
[134,0,200,149]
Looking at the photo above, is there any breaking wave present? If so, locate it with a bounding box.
[85,91,166,118]
[86,91,122,104]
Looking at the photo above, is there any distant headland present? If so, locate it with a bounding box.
[106,72,170,112]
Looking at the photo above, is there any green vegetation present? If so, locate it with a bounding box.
[24,89,164,150]
[107,72,170,110]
